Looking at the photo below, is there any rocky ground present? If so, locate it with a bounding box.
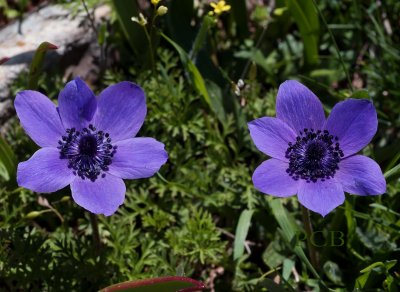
[0,3,110,125]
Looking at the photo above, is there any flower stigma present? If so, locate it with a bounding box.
[57,124,117,182]
[285,128,344,183]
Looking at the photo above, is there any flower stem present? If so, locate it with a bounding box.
[301,206,319,270]
[143,25,156,73]
[89,213,101,253]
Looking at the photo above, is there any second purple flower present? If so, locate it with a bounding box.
[15,77,168,216]
[248,80,386,216]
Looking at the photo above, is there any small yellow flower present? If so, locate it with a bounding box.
[131,13,148,26]
[157,5,168,16]
[151,0,161,6]
[210,1,231,15]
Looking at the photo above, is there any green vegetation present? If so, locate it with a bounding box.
[1,0,399,290]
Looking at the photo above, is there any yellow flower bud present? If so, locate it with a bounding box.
[151,0,161,6]
[25,211,42,219]
[61,196,70,202]
[157,5,168,16]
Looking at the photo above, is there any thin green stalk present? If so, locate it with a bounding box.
[384,163,400,179]
[239,24,268,81]
[81,0,106,76]
[149,5,158,39]
[143,25,156,73]
[81,0,97,35]
[312,0,354,92]
[301,206,319,270]
[89,213,101,254]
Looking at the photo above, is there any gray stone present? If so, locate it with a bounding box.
[0,4,110,124]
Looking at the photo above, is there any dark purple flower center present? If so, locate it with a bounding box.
[57,124,117,182]
[285,128,344,183]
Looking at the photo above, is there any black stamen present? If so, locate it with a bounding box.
[58,125,116,181]
[285,128,343,183]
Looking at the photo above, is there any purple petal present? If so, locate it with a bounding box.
[335,155,386,195]
[324,99,377,157]
[14,90,64,147]
[17,148,75,193]
[297,180,344,217]
[58,77,97,130]
[252,159,299,197]
[108,137,168,179]
[71,174,126,216]
[276,80,325,134]
[92,82,146,142]
[248,117,296,161]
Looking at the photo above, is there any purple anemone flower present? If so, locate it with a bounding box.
[15,77,168,216]
[248,80,386,216]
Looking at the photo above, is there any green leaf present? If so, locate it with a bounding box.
[0,136,17,182]
[28,42,58,90]
[233,209,254,260]
[99,276,205,292]
[355,271,373,289]
[360,260,398,274]
[234,49,278,75]
[323,261,343,285]
[175,262,185,277]
[262,237,286,268]
[206,80,227,123]
[161,33,211,109]
[256,278,287,292]
[282,258,295,281]
[166,0,195,51]
[369,203,400,217]
[268,200,324,284]
[0,162,9,181]
[230,0,249,39]
[285,0,319,65]
[384,163,400,179]
[111,0,147,58]
[384,260,397,272]
[98,22,107,46]
[350,90,370,99]
[190,16,213,61]
[355,261,398,290]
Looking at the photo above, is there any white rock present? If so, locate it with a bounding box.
[0,4,110,122]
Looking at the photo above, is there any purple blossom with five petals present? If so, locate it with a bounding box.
[15,77,168,216]
[248,80,386,216]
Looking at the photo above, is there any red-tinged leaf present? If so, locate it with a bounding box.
[99,276,205,292]
[38,42,58,51]
[28,42,58,90]
[0,57,10,65]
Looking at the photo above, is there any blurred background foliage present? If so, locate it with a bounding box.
[0,0,400,291]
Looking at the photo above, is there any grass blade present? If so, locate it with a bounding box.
[285,0,319,65]
[161,32,212,109]
[0,136,17,182]
[233,209,254,260]
[268,199,326,286]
